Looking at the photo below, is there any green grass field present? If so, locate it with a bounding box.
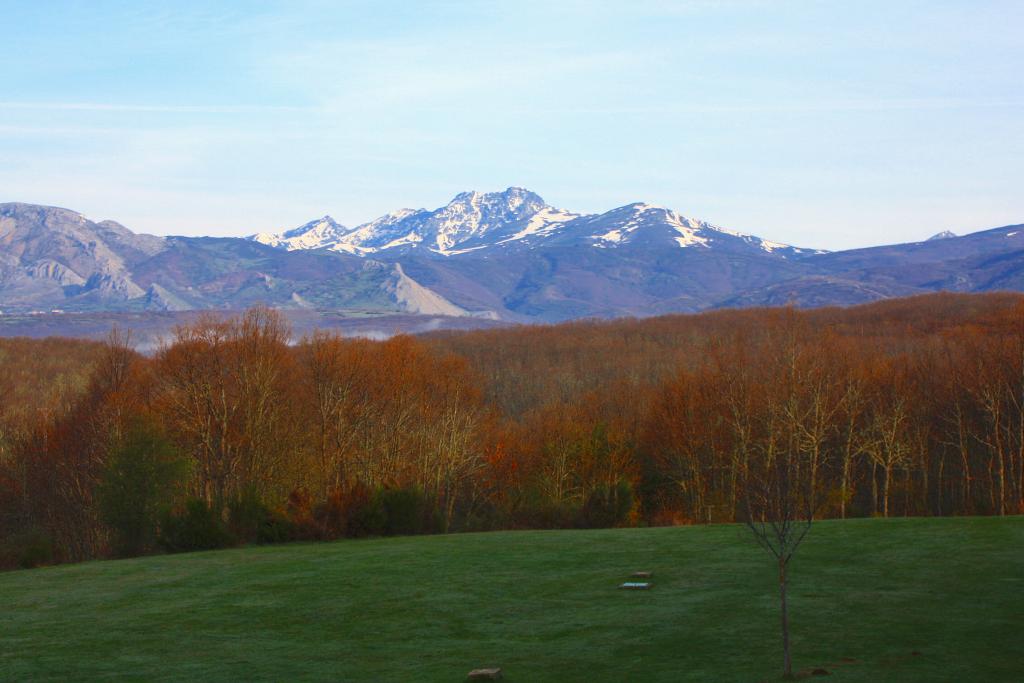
[1,517,1021,681]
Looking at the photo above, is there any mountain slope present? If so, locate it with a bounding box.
[721,224,1024,308]
[242,188,821,320]
[0,204,488,317]
[0,203,164,309]
[2,195,1023,322]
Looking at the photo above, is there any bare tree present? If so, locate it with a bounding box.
[299,331,368,495]
[153,307,293,506]
[740,440,814,680]
[864,391,911,518]
[736,311,818,680]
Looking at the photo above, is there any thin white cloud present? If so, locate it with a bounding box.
[256,29,651,112]
[0,102,316,113]
[1,96,1018,120]
[482,97,1024,116]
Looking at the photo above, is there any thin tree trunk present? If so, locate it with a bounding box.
[870,461,878,516]
[904,465,912,517]
[955,402,972,514]
[998,450,1006,516]
[779,556,793,679]
[883,464,891,518]
[840,431,853,520]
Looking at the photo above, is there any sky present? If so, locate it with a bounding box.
[0,0,1021,250]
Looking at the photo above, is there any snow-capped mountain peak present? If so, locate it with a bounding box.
[248,188,807,258]
[252,215,347,250]
[423,187,550,253]
[251,187,562,256]
[328,208,429,255]
[585,203,711,249]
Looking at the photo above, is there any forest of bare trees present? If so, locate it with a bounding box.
[2,292,1023,568]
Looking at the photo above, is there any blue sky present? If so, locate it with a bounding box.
[1,0,1021,250]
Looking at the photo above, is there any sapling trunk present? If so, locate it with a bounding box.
[779,556,793,679]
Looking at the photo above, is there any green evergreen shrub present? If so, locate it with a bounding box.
[158,499,234,553]
[0,528,55,569]
[579,480,634,528]
[97,420,188,557]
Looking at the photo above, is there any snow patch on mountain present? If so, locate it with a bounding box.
[757,239,788,252]
[712,225,821,255]
[501,207,580,243]
[594,228,627,244]
[661,209,711,248]
[379,231,424,251]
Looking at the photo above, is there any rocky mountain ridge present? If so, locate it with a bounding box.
[251,187,813,259]
[2,194,1022,323]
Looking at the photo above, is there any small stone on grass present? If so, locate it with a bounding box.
[631,571,652,579]
[467,667,502,680]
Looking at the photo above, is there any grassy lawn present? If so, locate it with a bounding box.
[1,517,1021,681]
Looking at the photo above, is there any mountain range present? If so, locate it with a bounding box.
[2,188,1022,323]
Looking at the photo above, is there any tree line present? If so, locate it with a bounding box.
[2,292,1023,568]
